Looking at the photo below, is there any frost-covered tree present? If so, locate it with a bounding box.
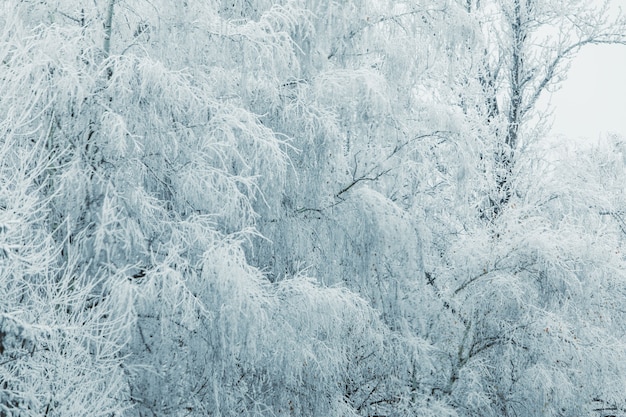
[0,3,134,414]
[408,1,626,416]
[244,1,470,414]
[466,0,626,216]
[0,1,392,416]
[3,0,626,416]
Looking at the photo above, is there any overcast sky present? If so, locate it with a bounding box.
[550,44,626,141]
[548,1,626,143]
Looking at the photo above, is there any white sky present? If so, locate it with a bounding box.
[550,44,626,141]
[548,1,626,143]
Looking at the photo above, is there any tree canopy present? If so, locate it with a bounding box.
[1,1,626,416]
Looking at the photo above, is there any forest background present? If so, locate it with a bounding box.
[2,1,626,416]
